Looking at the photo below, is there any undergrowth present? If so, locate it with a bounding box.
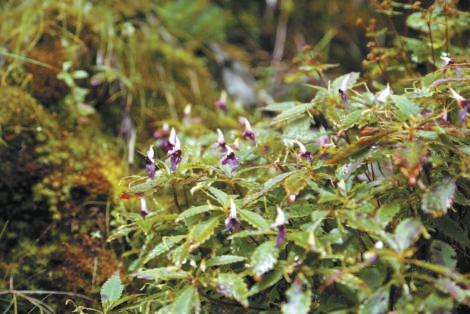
[101,1,470,313]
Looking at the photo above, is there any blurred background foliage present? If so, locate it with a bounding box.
[0,0,469,312]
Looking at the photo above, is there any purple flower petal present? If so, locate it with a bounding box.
[241,117,256,143]
[170,150,182,172]
[146,163,156,179]
[271,206,286,247]
[339,89,348,104]
[213,129,227,153]
[145,146,156,179]
[224,217,241,233]
[460,102,468,123]
[224,200,240,233]
[167,128,182,172]
[275,226,286,248]
[215,91,228,113]
[221,146,239,172]
[242,129,256,143]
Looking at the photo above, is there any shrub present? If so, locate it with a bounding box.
[108,1,470,313]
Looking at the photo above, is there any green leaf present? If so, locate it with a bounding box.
[250,240,279,280]
[377,201,400,228]
[393,218,427,254]
[322,269,371,294]
[101,273,124,309]
[243,171,301,206]
[421,177,456,217]
[390,95,420,121]
[205,255,246,267]
[435,277,469,305]
[239,209,270,231]
[214,273,249,307]
[325,132,389,165]
[143,235,186,264]
[208,186,230,207]
[288,204,317,218]
[393,141,427,185]
[359,285,390,314]
[171,285,200,314]
[129,173,169,193]
[72,70,89,79]
[107,225,137,241]
[273,102,314,122]
[282,277,311,314]
[228,230,272,239]
[176,204,221,222]
[172,241,190,267]
[263,101,298,112]
[246,267,283,296]
[132,267,189,281]
[283,173,307,196]
[342,109,365,128]
[188,216,220,250]
[430,240,457,270]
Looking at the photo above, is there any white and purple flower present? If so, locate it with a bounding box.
[241,117,256,143]
[271,206,286,248]
[223,199,241,233]
[213,129,228,153]
[221,145,239,172]
[167,128,182,172]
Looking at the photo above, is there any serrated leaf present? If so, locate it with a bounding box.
[172,285,200,314]
[176,204,221,222]
[239,209,270,230]
[247,267,283,296]
[422,177,456,217]
[325,132,389,165]
[132,267,189,281]
[250,240,279,280]
[435,277,469,306]
[359,285,390,314]
[322,269,371,294]
[393,218,427,254]
[377,201,400,228]
[282,278,311,314]
[243,171,302,206]
[188,216,220,250]
[228,229,271,239]
[172,241,190,267]
[205,255,246,267]
[263,101,298,112]
[129,173,168,193]
[143,235,186,264]
[214,273,249,307]
[273,102,314,122]
[107,225,137,241]
[208,186,230,207]
[101,273,124,309]
[283,173,307,196]
[288,204,317,218]
[430,240,457,270]
[342,109,365,128]
[390,95,420,121]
